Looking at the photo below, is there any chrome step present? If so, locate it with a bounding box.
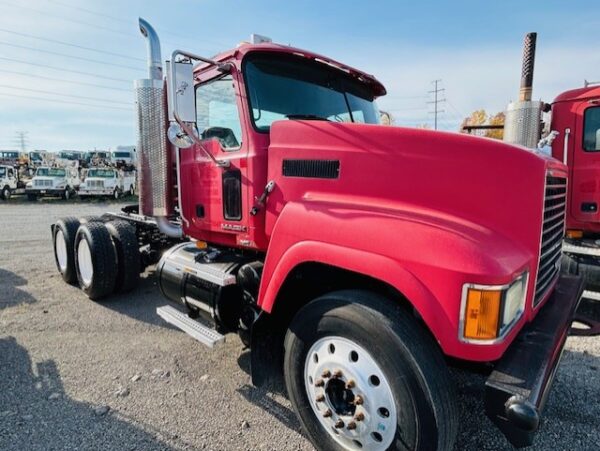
[582,290,600,302]
[157,305,225,348]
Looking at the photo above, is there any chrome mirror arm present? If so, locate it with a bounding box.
[173,112,230,168]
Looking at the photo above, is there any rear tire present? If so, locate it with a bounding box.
[283,290,458,451]
[52,217,80,284]
[74,222,117,300]
[106,220,140,293]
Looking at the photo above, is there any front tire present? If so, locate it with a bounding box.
[74,222,117,300]
[1,186,11,200]
[62,188,71,200]
[113,188,120,200]
[283,290,458,451]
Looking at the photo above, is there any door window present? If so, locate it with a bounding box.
[583,106,600,151]
[196,75,243,150]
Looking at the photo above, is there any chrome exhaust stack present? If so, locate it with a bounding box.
[503,32,543,149]
[135,18,182,238]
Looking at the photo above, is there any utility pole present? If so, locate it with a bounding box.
[14,131,29,153]
[427,80,446,130]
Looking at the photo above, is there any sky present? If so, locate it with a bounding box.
[0,0,599,152]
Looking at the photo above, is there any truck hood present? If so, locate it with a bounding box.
[268,121,566,266]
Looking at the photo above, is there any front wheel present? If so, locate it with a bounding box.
[113,188,120,200]
[1,186,11,200]
[129,185,135,196]
[284,290,458,451]
[62,188,72,200]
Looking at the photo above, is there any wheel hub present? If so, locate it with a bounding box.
[304,336,397,450]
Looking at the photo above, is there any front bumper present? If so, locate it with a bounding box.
[79,189,114,196]
[484,274,583,448]
[26,188,64,196]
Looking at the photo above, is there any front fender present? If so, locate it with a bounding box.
[258,200,534,360]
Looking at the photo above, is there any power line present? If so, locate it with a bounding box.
[0,28,145,62]
[13,131,29,152]
[46,0,231,50]
[0,56,131,83]
[427,79,446,130]
[0,83,130,105]
[0,69,131,92]
[0,92,132,111]
[0,41,144,72]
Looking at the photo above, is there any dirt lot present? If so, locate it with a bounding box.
[1,200,599,451]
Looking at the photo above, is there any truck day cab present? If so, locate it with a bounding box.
[0,165,24,200]
[27,166,80,200]
[51,19,583,450]
[79,168,136,199]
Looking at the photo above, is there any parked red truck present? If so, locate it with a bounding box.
[51,19,583,450]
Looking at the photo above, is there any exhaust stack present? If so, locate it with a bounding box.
[135,18,182,237]
[503,32,542,149]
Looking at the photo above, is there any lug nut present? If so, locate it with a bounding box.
[334,419,344,429]
[323,409,332,418]
[345,380,355,389]
[353,395,364,406]
[354,412,365,422]
[315,378,324,387]
[321,369,331,378]
[347,421,357,430]
[332,369,343,378]
[316,394,325,402]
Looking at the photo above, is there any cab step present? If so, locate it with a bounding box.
[157,305,225,348]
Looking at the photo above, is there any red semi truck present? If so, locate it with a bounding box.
[51,19,583,450]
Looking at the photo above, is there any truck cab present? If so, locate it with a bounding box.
[26,166,80,200]
[0,165,18,200]
[50,20,584,451]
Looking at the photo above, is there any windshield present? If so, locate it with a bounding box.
[87,169,115,178]
[113,152,130,158]
[244,53,380,131]
[36,168,65,177]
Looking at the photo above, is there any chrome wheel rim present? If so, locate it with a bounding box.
[304,336,397,450]
[55,230,68,272]
[77,239,93,286]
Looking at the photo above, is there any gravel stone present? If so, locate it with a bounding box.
[94,405,110,416]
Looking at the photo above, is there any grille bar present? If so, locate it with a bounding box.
[534,174,567,306]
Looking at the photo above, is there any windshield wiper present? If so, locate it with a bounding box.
[285,114,330,121]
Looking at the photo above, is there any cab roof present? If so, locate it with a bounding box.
[194,42,387,97]
[553,85,600,103]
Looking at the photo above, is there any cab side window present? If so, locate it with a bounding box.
[583,106,600,151]
[196,75,243,151]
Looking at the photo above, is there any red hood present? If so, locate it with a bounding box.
[268,121,566,261]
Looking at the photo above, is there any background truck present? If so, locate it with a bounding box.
[0,164,26,200]
[111,146,137,168]
[26,166,80,200]
[79,167,136,199]
[502,33,600,304]
[50,19,583,450]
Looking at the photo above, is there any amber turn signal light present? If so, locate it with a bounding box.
[566,229,583,239]
[463,289,502,340]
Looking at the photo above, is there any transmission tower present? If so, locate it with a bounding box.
[13,131,29,152]
[427,80,446,130]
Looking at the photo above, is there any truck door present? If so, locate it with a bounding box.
[179,73,250,246]
[570,102,600,224]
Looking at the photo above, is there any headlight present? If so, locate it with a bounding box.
[460,273,528,343]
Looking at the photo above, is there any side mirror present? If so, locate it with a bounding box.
[167,60,197,149]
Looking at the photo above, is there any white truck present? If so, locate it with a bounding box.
[79,167,136,199]
[26,166,81,200]
[0,165,26,200]
[111,146,136,168]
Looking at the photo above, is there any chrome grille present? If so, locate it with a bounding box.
[34,179,52,187]
[534,174,566,306]
[87,180,104,189]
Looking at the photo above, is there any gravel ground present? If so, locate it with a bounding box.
[0,200,599,451]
